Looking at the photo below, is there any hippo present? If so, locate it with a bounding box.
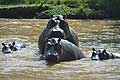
[8,42,17,51]
[1,41,26,54]
[2,43,13,54]
[43,38,85,63]
[38,15,79,54]
[91,48,120,60]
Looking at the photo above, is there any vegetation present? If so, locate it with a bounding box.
[0,0,120,19]
[41,5,80,15]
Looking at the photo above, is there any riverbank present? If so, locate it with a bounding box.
[0,4,120,19]
[0,5,48,19]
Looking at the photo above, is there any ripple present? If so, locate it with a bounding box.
[0,19,120,80]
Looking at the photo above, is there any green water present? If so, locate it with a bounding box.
[0,19,120,80]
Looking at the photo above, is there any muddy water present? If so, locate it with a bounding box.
[0,19,120,80]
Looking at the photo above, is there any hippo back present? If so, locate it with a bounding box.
[60,39,85,61]
[67,27,79,46]
[44,38,85,63]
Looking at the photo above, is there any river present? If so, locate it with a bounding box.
[0,19,120,80]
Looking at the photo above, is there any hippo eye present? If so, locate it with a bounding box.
[47,19,56,29]
[54,43,61,51]
[47,44,52,48]
[54,43,58,47]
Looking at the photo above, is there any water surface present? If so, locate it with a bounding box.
[0,19,120,80]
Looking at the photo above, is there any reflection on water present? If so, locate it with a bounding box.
[0,19,120,80]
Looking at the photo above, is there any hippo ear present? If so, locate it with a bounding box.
[58,38,61,44]
[2,43,5,46]
[92,48,96,51]
[102,49,106,53]
[63,15,67,20]
[12,42,15,45]
[50,15,53,18]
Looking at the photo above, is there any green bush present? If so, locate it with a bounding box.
[63,0,80,8]
[0,0,23,5]
[87,0,120,18]
[41,5,80,16]
[0,0,47,5]
[0,0,120,19]
[24,0,45,5]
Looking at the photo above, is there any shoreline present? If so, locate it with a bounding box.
[0,5,119,20]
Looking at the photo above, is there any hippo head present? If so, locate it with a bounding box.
[91,48,101,60]
[8,42,17,51]
[52,15,70,35]
[51,14,66,21]
[91,48,110,60]
[2,43,12,54]
[47,20,66,39]
[45,38,63,63]
[46,15,70,39]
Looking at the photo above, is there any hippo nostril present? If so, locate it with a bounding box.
[46,53,58,62]
[47,53,57,58]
